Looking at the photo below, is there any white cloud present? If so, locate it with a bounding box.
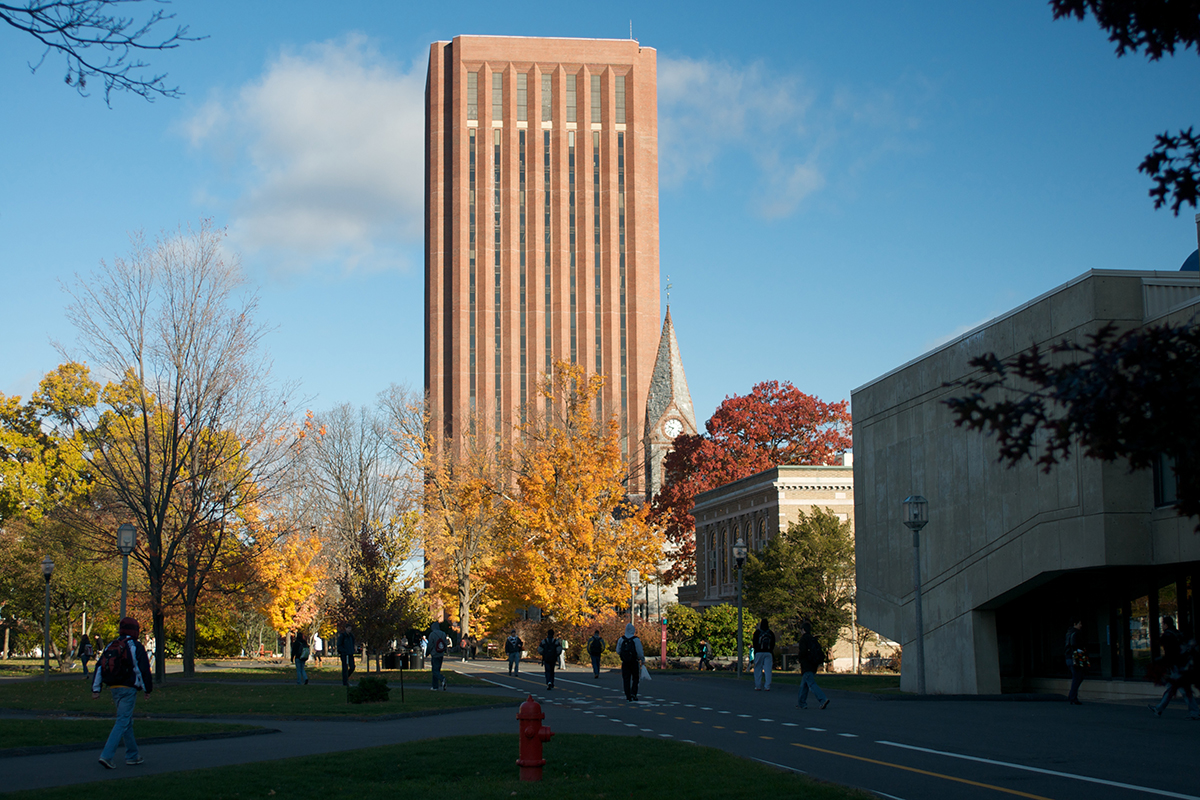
[657,55,928,219]
[182,35,425,274]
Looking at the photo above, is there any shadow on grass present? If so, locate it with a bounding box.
[7,734,875,799]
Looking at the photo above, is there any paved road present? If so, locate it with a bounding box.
[5,662,1198,799]
[459,661,1200,800]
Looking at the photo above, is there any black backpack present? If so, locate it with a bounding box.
[98,638,135,686]
[618,636,640,665]
[588,636,604,656]
[759,630,775,653]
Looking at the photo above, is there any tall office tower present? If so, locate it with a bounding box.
[425,36,660,496]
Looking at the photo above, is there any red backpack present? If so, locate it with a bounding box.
[98,638,135,686]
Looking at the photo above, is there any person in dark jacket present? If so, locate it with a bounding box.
[539,629,562,689]
[698,639,714,671]
[77,637,94,678]
[796,621,829,710]
[92,616,153,769]
[504,630,524,675]
[752,619,775,691]
[293,630,309,685]
[587,630,606,678]
[1149,617,1199,718]
[1065,617,1086,705]
[336,623,357,687]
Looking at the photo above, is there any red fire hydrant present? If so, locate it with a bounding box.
[516,694,554,781]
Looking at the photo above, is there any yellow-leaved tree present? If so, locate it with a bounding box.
[257,532,324,641]
[494,362,664,626]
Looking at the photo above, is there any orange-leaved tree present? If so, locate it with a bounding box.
[494,362,663,626]
[256,532,324,644]
[651,380,851,583]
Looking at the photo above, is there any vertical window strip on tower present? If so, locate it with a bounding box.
[566,75,576,124]
[593,131,601,377]
[541,74,551,122]
[517,73,527,123]
[618,131,627,454]
[494,127,502,434]
[519,129,527,421]
[590,74,601,123]
[492,71,503,122]
[469,128,477,425]
[615,75,625,125]
[543,130,551,378]
[568,129,577,364]
[468,71,478,121]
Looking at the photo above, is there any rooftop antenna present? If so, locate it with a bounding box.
[665,274,671,307]
[630,20,633,40]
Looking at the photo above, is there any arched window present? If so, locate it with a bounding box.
[708,533,717,592]
[719,528,728,585]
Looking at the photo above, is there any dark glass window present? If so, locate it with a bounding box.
[1154,454,1179,507]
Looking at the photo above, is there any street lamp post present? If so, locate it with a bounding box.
[41,556,54,681]
[117,523,136,619]
[902,495,929,695]
[626,569,640,624]
[732,538,748,678]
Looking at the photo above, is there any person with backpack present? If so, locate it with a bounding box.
[698,639,714,671]
[427,621,450,690]
[504,630,524,675]
[293,630,310,685]
[796,621,829,710]
[752,618,776,691]
[1148,617,1199,718]
[615,623,644,702]
[91,616,153,769]
[77,637,94,679]
[336,623,357,687]
[539,629,562,689]
[587,630,606,678]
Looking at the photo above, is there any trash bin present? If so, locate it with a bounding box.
[382,652,398,670]
[408,651,424,670]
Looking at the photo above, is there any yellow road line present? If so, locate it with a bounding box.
[789,742,1053,800]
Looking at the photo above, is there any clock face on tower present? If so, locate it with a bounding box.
[663,418,683,439]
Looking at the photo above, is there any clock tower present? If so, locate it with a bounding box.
[643,308,697,501]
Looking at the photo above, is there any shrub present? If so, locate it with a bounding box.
[346,675,390,704]
[698,604,739,657]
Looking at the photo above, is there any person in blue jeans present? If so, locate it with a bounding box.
[795,621,829,710]
[1065,617,1086,705]
[91,616,153,769]
[293,630,309,685]
[427,622,449,690]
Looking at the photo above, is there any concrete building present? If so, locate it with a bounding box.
[425,35,661,493]
[689,461,868,669]
[853,237,1200,695]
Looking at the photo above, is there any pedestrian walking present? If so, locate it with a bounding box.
[558,636,569,670]
[1149,617,1200,719]
[461,633,471,663]
[427,622,450,690]
[616,623,644,702]
[505,629,524,675]
[92,616,153,769]
[1065,617,1087,705]
[312,631,324,666]
[293,630,310,685]
[539,629,562,689]
[752,618,775,691]
[796,621,829,710]
[77,637,94,678]
[336,623,357,687]
[587,630,606,678]
[698,639,714,671]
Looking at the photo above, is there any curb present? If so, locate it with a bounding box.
[869,692,1065,702]
[0,726,281,759]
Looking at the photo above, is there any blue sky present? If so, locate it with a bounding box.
[2,1,1197,427]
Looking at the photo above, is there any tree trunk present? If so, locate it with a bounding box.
[183,603,197,676]
[458,566,472,638]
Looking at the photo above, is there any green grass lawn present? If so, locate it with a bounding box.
[187,665,488,687]
[0,719,262,748]
[7,734,874,799]
[0,677,509,718]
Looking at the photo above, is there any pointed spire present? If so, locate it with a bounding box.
[644,307,696,439]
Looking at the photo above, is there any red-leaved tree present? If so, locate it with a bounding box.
[651,381,852,583]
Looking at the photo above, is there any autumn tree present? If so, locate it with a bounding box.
[1050,0,1199,213]
[743,507,855,654]
[1,0,201,103]
[494,362,664,627]
[54,222,296,680]
[333,522,428,671]
[944,321,1200,529]
[651,381,851,582]
[256,531,324,646]
[379,385,508,638]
